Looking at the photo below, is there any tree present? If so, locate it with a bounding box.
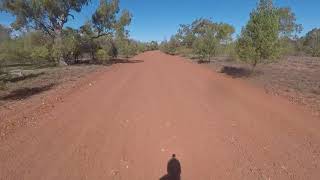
[176,24,195,48]
[0,0,90,64]
[192,27,218,61]
[172,18,234,59]
[176,18,215,48]
[236,0,302,68]
[236,0,280,69]
[303,28,320,57]
[78,0,132,61]
[192,20,234,61]
[277,7,302,38]
[91,0,132,39]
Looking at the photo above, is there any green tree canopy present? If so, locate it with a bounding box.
[0,0,90,38]
[190,19,234,61]
[236,0,302,68]
[278,7,302,38]
[236,0,280,68]
[0,0,91,64]
[91,0,132,39]
[176,24,195,48]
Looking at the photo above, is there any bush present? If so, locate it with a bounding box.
[192,37,210,60]
[96,37,118,59]
[30,46,50,61]
[108,41,118,58]
[303,28,320,57]
[160,36,179,55]
[123,43,137,58]
[175,46,193,57]
[0,31,53,65]
[0,39,28,63]
[117,39,134,58]
[52,41,64,64]
[96,49,110,64]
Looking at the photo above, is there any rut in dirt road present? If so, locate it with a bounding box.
[0,51,320,180]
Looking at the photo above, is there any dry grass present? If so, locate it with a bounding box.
[203,56,320,116]
[0,65,102,104]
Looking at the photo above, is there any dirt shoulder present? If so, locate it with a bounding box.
[0,65,107,140]
[198,56,320,116]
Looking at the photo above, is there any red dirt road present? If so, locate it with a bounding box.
[1,51,320,180]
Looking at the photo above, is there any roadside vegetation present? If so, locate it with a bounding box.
[0,0,156,92]
[159,0,320,114]
[160,0,318,65]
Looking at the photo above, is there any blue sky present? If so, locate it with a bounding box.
[0,0,319,42]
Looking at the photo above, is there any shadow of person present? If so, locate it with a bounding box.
[160,154,181,180]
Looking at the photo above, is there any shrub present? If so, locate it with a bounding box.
[61,31,81,63]
[192,29,221,61]
[303,28,320,57]
[108,41,118,58]
[96,49,110,64]
[0,31,54,65]
[192,37,210,60]
[175,46,193,57]
[52,41,64,65]
[30,46,50,61]
[160,36,179,55]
